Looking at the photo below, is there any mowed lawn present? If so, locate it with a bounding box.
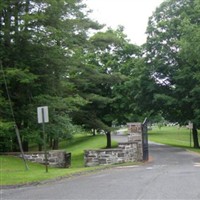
[149,126,200,153]
[0,134,118,186]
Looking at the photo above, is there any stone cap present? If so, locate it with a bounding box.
[0,150,69,156]
[48,150,67,153]
[127,122,142,133]
[127,122,142,126]
[84,148,122,152]
[118,142,139,145]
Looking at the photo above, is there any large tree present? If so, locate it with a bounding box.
[70,27,143,148]
[146,0,200,148]
[0,0,102,151]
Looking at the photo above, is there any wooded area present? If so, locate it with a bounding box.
[1,0,200,152]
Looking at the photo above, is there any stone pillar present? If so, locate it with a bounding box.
[48,150,71,168]
[127,123,143,161]
[127,123,142,142]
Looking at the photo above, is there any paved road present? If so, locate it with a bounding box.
[2,136,200,200]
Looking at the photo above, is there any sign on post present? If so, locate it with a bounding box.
[37,106,49,124]
[37,106,49,173]
[188,122,193,147]
[188,122,193,130]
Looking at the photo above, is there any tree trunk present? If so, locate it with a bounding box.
[14,1,19,38]
[49,137,53,148]
[4,3,11,49]
[38,144,42,151]
[25,0,30,31]
[22,140,29,152]
[106,132,111,148]
[192,124,200,148]
[12,136,20,152]
[92,129,96,136]
[53,138,59,150]
[38,131,43,151]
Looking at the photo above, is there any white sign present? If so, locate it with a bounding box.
[37,106,49,123]
[188,122,193,130]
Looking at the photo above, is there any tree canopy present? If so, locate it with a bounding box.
[145,0,200,148]
[0,0,103,151]
[0,0,143,151]
[1,0,200,152]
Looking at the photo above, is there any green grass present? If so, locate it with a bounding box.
[149,126,200,153]
[63,134,118,168]
[0,134,118,186]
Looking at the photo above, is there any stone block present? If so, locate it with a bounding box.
[117,159,124,163]
[31,154,39,158]
[118,153,124,157]
[48,158,57,162]
[24,155,32,160]
[88,154,98,158]
[99,159,107,165]
[35,158,44,163]
[85,159,99,167]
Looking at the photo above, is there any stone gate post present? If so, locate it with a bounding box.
[127,123,143,161]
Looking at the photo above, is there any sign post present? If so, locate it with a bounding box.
[37,106,49,172]
[188,122,193,147]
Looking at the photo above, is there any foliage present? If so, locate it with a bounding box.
[0,0,102,151]
[0,121,14,152]
[69,26,144,147]
[145,0,200,148]
[1,0,174,152]
[1,0,145,151]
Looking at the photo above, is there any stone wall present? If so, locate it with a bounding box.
[21,150,71,168]
[22,150,71,168]
[118,141,143,162]
[84,122,144,167]
[84,141,142,167]
[84,148,124,167]
[2,150,71,168]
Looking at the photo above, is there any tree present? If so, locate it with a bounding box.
[70,27,144,148]
[0,0,102,151]
[145,0,200,148]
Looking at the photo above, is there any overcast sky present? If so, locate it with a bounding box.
[85,0,165,45]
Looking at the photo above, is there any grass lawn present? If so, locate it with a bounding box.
[149,126,200,153]
[1,134,118,186]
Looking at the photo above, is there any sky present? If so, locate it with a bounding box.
[85,0,165,45]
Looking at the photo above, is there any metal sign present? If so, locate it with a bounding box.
[37,106,49,172]
[142,118,149,161]
[37,106,49,124]
[188,122,193,129]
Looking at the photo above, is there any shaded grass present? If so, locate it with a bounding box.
[149,126,200,153]
[0,134,118,185]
